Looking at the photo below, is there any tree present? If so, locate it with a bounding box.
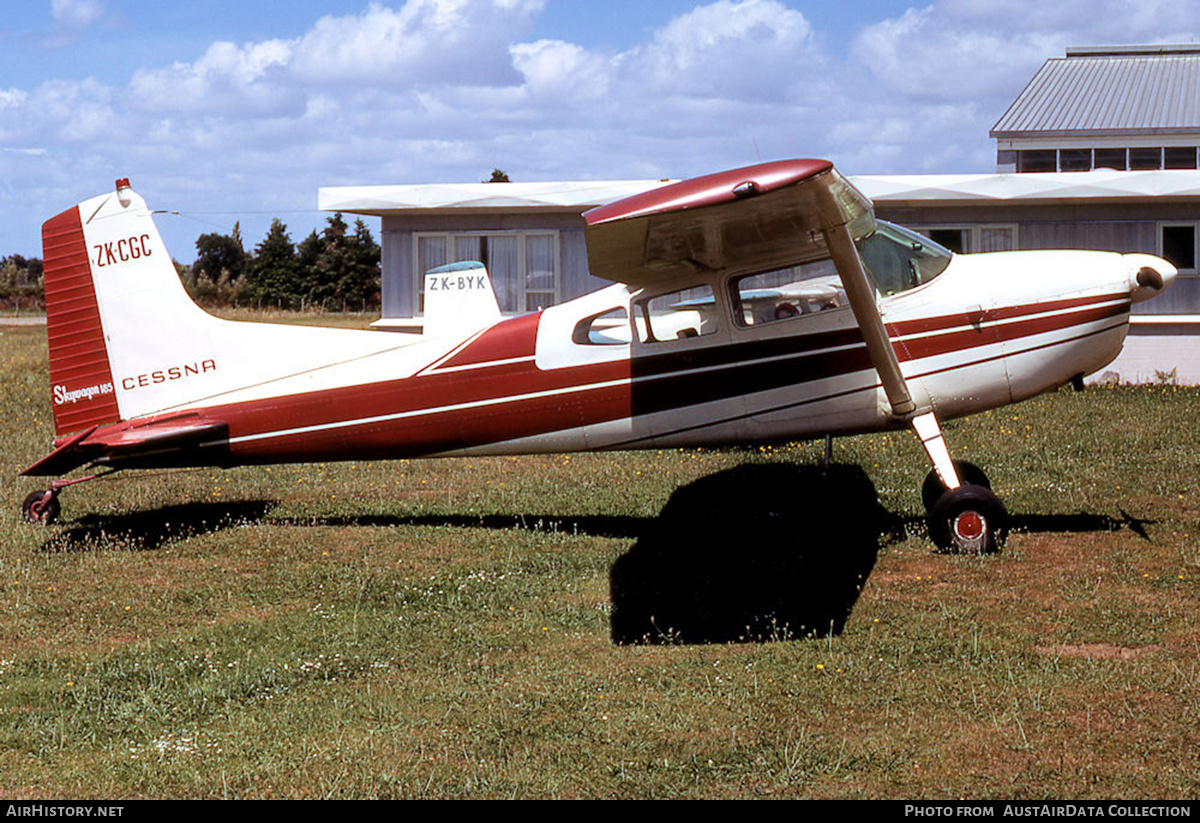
[242,219,300,308]
[295,229,323,311]
[0,254,45,309]
[190,223,247,304]
[485,168,511,183]
[304,213,380,311]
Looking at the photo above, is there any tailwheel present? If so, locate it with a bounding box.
[921,459,991,513]
[927,484,1007,555]
[21,490,62,525]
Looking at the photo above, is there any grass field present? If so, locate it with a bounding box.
[1,320,1198,799]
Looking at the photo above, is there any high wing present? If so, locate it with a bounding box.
[583,159,875,285]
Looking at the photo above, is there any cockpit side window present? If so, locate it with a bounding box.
[855,221,952,296]
[635,284,718,343]
[730,258,847,327]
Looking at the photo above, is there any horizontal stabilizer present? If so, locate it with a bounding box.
[20,426,100,477]
[22,416,228,476]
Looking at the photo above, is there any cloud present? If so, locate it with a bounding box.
[852,6,1063,100]
[621,0,822,101]
[0,89,29,110]
[511,39,612,100]
[51,0,103,30]
[841,0,1200,172]
[129,39,301,117]
[46,0,104,47]
[291,0,544,86]
[6,0,1200,259]
[125,0,545,117]
[853,0,1200,101]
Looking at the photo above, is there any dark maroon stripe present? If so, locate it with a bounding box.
[898,303,1128,362]
[584,159,832,225]
[889,293,1128,337]
[437,312,541,368]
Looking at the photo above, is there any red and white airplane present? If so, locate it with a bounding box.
[21,159,1176,552]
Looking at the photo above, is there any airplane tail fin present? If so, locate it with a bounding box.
[43,179,234,436]
[42,179,409,440]
[40,179,147,439]
[422,261,502,339]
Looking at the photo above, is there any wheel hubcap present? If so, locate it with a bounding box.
[951,510,986,551]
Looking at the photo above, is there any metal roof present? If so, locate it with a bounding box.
[318,179,674,214]
[320,169,1200,216]
[991,45,1200,138]
[854,169,1200,203]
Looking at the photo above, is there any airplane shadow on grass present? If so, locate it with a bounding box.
[37,466,1155,645]
[39,500,279,553]
[609,463,886,645]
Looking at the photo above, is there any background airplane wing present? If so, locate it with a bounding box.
[583,159,875,286]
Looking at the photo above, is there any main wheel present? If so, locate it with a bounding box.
[927,484,1007,554]
[21,490,61,525]
[921,460,991,513]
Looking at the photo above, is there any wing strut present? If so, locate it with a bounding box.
[821,222,915,417]
[820,221,960,491]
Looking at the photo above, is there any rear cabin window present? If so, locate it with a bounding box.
[573,307,631,345]
[730,258,846,327]
[636,285,718,343]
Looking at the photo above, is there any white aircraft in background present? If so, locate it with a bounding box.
[22,159,1175,553]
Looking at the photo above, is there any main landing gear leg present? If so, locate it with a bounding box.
[20,473,106,525]
[911,412,1007,554]
[818,216,1007,554]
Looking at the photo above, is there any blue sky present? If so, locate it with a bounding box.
[2,0,1197,260]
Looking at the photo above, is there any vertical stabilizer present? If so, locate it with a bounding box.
[422,261,502,339]
[41,179,415,438]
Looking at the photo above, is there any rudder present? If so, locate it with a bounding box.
[42,201,121,436]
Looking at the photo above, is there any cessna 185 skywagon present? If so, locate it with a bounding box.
[22,159,1176,552]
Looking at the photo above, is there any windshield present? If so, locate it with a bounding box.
[854,221,952,296]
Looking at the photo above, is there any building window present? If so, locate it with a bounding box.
[1059,149,1092,172]
[927,228,968,253]
[1165,147,1198,169]
[1160,224,1198,274]
[1130,147,1164,170]
[1093,148,1127,170]
[912,225,1018,254]
[1017,150,1057,173]
[415,231,560,314]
